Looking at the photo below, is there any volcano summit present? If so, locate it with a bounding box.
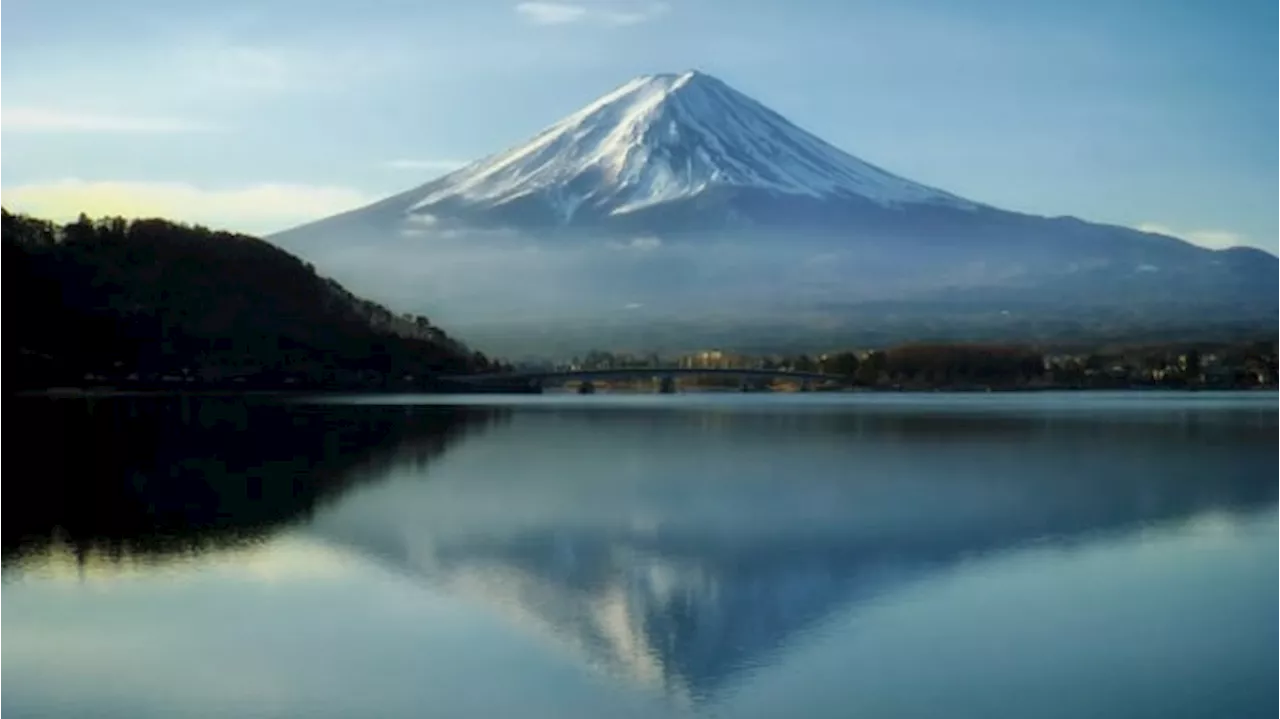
[272,71,1276,356]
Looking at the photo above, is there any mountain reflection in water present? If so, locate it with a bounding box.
[3,394,1275,711]
[301,403,1276,701]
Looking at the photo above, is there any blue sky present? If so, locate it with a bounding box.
[2,0,1275,251]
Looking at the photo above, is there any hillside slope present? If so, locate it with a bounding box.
[3,209,492,389]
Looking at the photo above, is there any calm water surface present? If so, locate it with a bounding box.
[3,392,1276,718]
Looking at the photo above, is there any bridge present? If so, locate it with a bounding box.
[439,367,849,394]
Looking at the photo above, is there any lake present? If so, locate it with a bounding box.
[3,392,1276,718]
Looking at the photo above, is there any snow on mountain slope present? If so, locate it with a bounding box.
[268,70,1276,356]
[393,70,976,223]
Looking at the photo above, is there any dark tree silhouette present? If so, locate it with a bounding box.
[821,351,860,379]
[3,209,495,390]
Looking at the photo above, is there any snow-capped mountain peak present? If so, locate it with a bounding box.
[270,70,1276,357]
[399,70,975,223]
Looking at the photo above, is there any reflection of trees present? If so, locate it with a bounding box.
[2,396,502,567]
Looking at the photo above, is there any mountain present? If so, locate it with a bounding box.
[3,209,493,389]
[277,70,976,238]
[369,70,975,227]
[271,71,1278,357]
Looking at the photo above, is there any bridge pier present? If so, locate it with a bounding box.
[577,380,596,395]
[658,375,678,394]
[799,379,812,392]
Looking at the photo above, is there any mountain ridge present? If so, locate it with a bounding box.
[270,71,1276,356]
[406,70,976,220]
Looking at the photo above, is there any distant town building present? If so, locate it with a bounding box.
[677,350,749,370]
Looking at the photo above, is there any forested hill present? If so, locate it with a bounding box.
[3,209,499,390]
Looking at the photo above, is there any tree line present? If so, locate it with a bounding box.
[758,345,1047,388]
[579,341,1276,390]
[771,341,1276,389]
[3,209,505,390]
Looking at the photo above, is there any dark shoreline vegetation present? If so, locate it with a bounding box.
[3,209,515,393]
[558,342,1278,392]
[4,208,1276,394]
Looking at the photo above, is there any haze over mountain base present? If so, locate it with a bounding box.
[271,71,1277,358]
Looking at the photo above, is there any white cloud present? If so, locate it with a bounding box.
[0,179,373,235]
[1135,222,1253,250]
[606,236,663,251]
[515,2,589,24]
[381,159,469,172]
[628,235,662,250]
[2,107,214,134]
[399,213,440,237]
[601,2,670,25]
[514,1,668,26]
[405,213,439,226]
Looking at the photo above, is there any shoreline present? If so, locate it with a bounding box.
[11,384,1276,399]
